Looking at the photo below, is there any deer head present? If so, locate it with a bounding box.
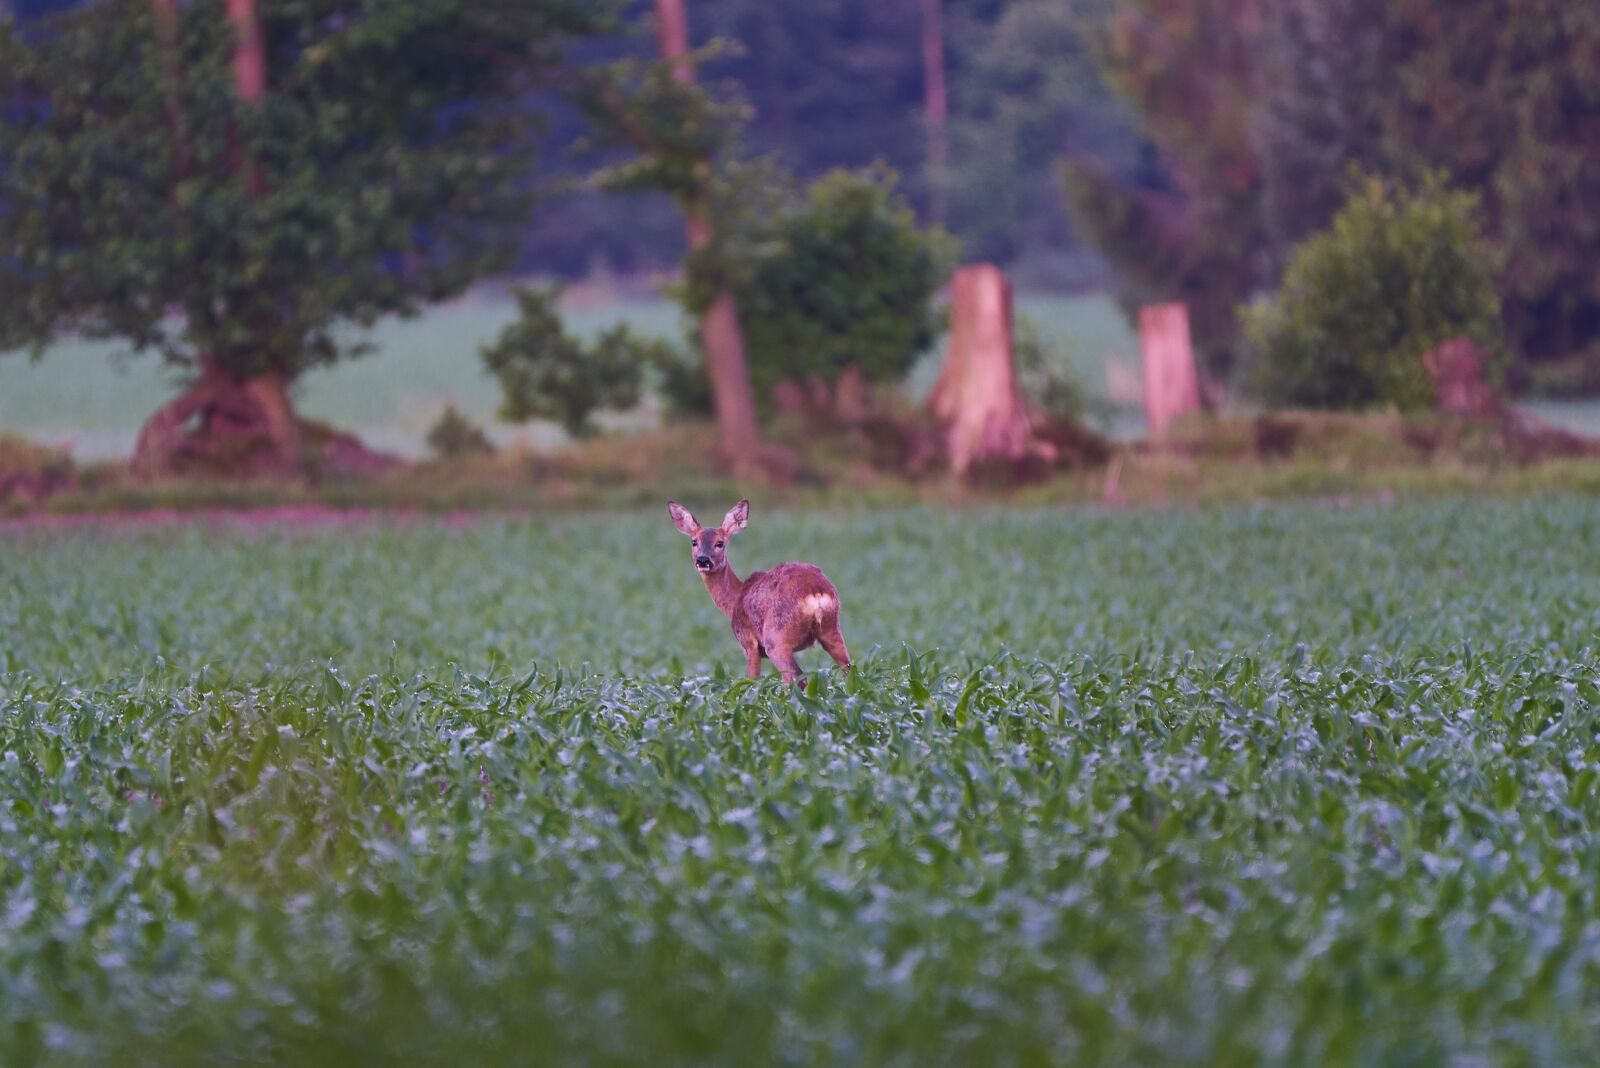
[667,499,748,575]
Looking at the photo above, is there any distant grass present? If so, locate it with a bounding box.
[16,408,1600,519]
[0,291,1136,459]
[3,500,1600,1063]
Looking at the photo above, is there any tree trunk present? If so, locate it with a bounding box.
[1138,302,1200,439]
[927,264,1054,476]
[130,359,296,478]
[242,372,304,469]
[1422,337,1502,419]
[656,0,762,469]
[225,0,266,195]
[131,369,232,478]
[919,0,950,226]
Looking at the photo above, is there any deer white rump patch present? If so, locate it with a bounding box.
[800,592,836,624]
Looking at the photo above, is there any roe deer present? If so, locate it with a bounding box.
[667,499,851,685]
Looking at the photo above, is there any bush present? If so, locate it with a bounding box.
[688,166,956,407]
[646,343,716,421]
[1246,176,1503,410]
[1014,315,1088,426]
[426,406,494,459]
[482,288,670,438]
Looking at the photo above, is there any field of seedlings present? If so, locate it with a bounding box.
[2,500,1599,1064]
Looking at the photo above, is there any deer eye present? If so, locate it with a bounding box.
[715,541,724,548]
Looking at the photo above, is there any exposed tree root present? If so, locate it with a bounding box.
[131,363,400,480]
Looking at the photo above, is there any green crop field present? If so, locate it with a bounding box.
[0,292,1140,460]
[3,499,1600,1064]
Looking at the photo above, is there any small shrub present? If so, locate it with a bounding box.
[426,406,493,459]
[482,287,669,437]
[1246,175,1503,410]
[1014,316,1088,426]
[644,343,715,420]
[688,166,956,408]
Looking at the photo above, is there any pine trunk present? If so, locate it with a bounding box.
[927,264,1054,475]
[656,0,762,469]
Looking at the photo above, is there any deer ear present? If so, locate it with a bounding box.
[721,499,749,536]
[667,500,699,537]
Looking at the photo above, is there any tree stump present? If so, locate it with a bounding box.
[1422,337,1502,419]
[1139,302,1200,439]
[927,264,1055,476]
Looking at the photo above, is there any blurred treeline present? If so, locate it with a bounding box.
[536,0,1598,391]
[529,0,1141,291]
[6,0,1597,390]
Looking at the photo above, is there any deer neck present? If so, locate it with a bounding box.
[701,566,744,619]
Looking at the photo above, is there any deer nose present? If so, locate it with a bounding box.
[695,555,712,568]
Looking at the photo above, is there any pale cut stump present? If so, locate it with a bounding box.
[1139,302,1200,440]
[927,264,1055,476]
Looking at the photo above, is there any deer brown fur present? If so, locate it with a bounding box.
[667,499,852,685]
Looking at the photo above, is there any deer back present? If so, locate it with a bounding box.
[735,563,839,638]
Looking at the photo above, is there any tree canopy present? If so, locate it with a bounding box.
[1,0,611,378]
[1065,0,1600,385]
[0,0,616,470]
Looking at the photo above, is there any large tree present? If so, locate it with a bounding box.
[0,0,612,474]
[946,0,1137,276]
[652,0,760,467]
[528,0,1142,287]
[1377,0,1600,376]
[1068,0,1600,387]
[566,0,766,470]
[1061,0,1267,381]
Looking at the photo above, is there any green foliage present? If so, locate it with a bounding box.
[425,405,493,459]
[2,501,1600,1061]
[547,0,1133,287]
[1063,0,1268,378]
[647,342,717,420]
[575,44,752,206]
[0,0,612,383]
[948,0,1132,276]
[1014,316,1088,424]
[1073,0,1600,383]
[729,168,956,403]
[1376,0,1600,368]
[674,156,798,314]
[481,287,668,437]
[578,44,953,409]
[621,163,954,412]
[1246,177,1503,410]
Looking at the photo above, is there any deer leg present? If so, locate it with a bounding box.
[818,624,852,672]
[744,642,764,679]
[767,646,804,686]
